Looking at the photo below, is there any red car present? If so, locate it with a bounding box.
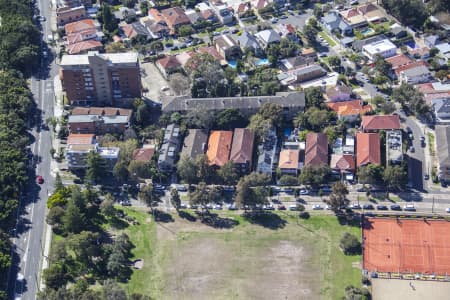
[37,175,44,184]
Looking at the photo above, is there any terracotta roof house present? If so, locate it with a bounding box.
[325,84,353,102]
[155,56,182,79]
[181,129,208,159]
[68,107,132,134]
[197,46,225,63]
[278,149,300,175]
[357,3,385,22]
[207,130,233,167]
[385,54,413,77]
[305,133,328,167]
[340,8,367,28]
[330,154,355,174]
[175,51,196,68]
[148,8,166,24]
[67,133,96,145]
[67,40,103,54]
[161,7,191,32]
[132,146,156,162]
[356,132,381,166]
[65,19,98,34]
[361,115,401,132]
[230,128,255,173]
[327,100,372,122]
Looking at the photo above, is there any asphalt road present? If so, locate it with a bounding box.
[9,0,57,299]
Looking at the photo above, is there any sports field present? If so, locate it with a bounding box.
[363,218,450,275]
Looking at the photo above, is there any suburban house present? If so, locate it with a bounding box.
[114,7,136,21]
[304,133,328,167]
[155,56,182,79]
[162,92,305,118]
[65,18,100,35]
[142,19,169,39]
[321,11,352,36]
[361,115,401,132]
[432,97,450,123]
[362,39,397,60]
[385,54,413,78]
[60,51,141,107]
[326,100,372,122]
[344,134,355,154]
[279,55,315,72]
[278,64,327,86]
[207,130,233,167]
[68,107,132,134]
[157,124,182,173]
[255,29,281,49]
[352,34,387,52]
[120,22,152,41]
[325,84,353,102]
[237,31,263,56]
[278,149,300,175]
[424,35,440,48]
[339,8,368,29]
[175,51,196,69]
[230,128,255,174]
[389,23,407,39]
[160,7,191,33]
[398,64,432,84]
[197,46,226,65]
[416,82,450,105]
[214,35,241,60]
[132,145,156,163]
[436,125,450,182]
[357,3,385,23]
[181,129,208,160]
[394,61,429,79]
[57,6,86,26]
[274,23,298,41]
[210,3,233,24]
[257,127,277,175]
[356,132,381,167]
[330,154,355,181]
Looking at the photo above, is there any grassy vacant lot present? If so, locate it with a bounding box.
[118,208,362,299]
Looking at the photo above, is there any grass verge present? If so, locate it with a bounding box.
[428,132,435,156]
[319,31,337,47]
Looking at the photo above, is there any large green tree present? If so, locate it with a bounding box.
[299,164,331,188]
[85,151,108,184]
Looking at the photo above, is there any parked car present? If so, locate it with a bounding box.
[312,204,323,210]
[390,204,402,211]
[278,205,286,210]
[409,146,415,153]
[299,189,309,195]
[376,205,388,210]
[424,174,430,180]
[446,207,450,213]
[280,15,288,19]
[37,175,44,184]
[171,184,187,192]
[264,204,275,210]
[154,184,165,190]
[363,204,374,210]
[228,204,237,210]
[349,203,361,209]
[180,203,187,209]
[403,204,416,211]
[120,200,131,206]
[289,204,299,211]
[214,204,222,210]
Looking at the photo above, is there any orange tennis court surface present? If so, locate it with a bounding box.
[363,218,450,275]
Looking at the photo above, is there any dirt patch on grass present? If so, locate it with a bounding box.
[159,216,319,300]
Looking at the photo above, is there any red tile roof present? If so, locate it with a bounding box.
[230,128,254,164]
[67,40,102,54]
[67,133,96,145]
[385,54,413,70]
[327,100,372,116]
[66,28,98,44]
[278,149,300,169]
[65,19,96,34]
[361,115,401,131]
[157,55,181,69]
[197,46,224,61]
[330,154,355,171]
[394,61,428,77]
[72,107,132,117]
[207,131,233,166]
[305,133,328,166]
[356,132,380,166]
[161,7,190,30]
[132,147,155,162]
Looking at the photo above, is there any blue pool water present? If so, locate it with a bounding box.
[360,28,375,36]
[284,128,292,138]
[228,60,237,68]
[255,58,269,66]
[405,41,418,49]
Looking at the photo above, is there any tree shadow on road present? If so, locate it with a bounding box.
[153,210,174,223]
[243,211,287,230]
[195,211,239,229]
[178,210,197,222]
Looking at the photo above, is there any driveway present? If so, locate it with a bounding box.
[278,9,312,30]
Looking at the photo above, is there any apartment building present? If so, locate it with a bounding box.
[56,6,86,26]
[60,51,141,106]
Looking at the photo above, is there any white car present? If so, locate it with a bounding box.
[213,204,222,210]
[403,204,416,211]
[446,208,450,213]
[313,204,323,210]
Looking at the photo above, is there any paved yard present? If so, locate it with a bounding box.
[372,279,450,300]
[140,62,170,103]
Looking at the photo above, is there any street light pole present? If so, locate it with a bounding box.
[432,197,435,214]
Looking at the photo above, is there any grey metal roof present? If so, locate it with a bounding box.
[434,98,450,114]
[68,115,130,124]
[401,65,430,77]
[352,34,387,51]
[237,31,261,50]
[162,92,305,112]
[158,124,182,170]
[181,129,208,159]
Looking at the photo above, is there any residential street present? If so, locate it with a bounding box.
[9,0,58,299]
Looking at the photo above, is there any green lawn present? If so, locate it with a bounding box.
[428,132,435,156]
[120,209,362,299]
[319,31,337,47]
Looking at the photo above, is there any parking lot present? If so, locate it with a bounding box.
[140,62,170,102]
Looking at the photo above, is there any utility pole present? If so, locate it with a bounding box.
[432,196,435,214]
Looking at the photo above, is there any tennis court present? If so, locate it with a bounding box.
[363,218,450,275]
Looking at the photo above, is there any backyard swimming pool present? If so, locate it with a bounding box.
[255,58,269,66]
[360,28,375,36]
[228,60,237,68]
